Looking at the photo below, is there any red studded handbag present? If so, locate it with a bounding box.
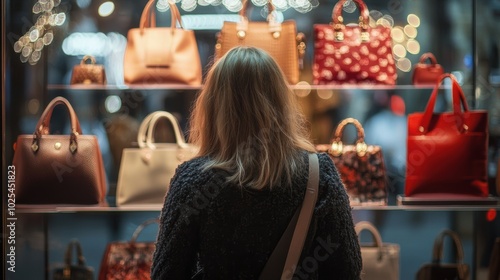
[313,0,397,85]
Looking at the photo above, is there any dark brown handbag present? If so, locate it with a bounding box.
[99,219,159,280]
[12,96,107,205]
[316,118,387,205]
[416,229,470,280]
[70,55,106,85]
[53,240,95,280]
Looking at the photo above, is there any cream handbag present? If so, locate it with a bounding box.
[116,111,198,207]
[355,221,400,280]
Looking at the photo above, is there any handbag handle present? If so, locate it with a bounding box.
[137,111,188,149]
[80,55,96,65]
[129,218,160,245]
[419,73,470,134]
[236,0,281,39]
[139,0,184,31]
[32,96,82,154]
[431,229,465,264]
[330,118,368,157]
[418,52,439,65]
[332,0,370,41]
[64,239,87,266]
[239,0,275,17]
[355,221,384,259]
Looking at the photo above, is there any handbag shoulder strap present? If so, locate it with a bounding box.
[259,153,320,280]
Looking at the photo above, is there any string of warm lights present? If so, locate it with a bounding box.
[13,0,66,65]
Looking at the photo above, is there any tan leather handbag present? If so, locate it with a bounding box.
[355,221,400,280]
[70,55,106,85]
[215,0,305,85]
[116,111,198,206]
[123,0,202,85]
[12,96,107,205]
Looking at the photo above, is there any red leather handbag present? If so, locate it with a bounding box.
[405,74,489,198]
[312,0,397,85]
[412,52,444,85]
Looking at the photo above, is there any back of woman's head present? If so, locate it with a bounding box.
[190,46,314,189]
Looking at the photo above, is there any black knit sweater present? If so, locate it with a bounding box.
[151,152,362,279]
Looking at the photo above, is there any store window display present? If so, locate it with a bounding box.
[2,0,500,279]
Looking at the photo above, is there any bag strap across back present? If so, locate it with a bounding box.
[259,153,320,280]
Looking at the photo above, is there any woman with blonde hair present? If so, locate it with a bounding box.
[151,46,361,279]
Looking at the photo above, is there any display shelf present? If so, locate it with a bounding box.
[46,84,463,91]
[15,203,500,214]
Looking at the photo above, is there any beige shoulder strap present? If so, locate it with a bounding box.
[259,153,320,279]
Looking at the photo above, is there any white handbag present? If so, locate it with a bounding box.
[355,221,400,280]
[116,111,198,207]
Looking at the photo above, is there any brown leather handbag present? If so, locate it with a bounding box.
[412,52,444,85]
[315,118,387,205]
[12,96,107,205]
[215,0,306,85]
[123,0,202,85]
[416,230,470,280]
[70,55,106,85]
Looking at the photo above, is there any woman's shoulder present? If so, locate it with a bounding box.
[172,156,212,183]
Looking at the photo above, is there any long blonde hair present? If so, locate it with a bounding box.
[189,46,315,189]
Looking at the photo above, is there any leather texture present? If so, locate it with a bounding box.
[123,0,202,85]
[355,221,400,280]
[215,0,303,85]
[70,55,106,85]
[412,53,444,85]
[99,219,159,280]
[316,118,387,205]
[53,240,95,280]
[405,74,489,198]
[13,96,107,205]
[116,111,198,206]
[416,229,470,280]
[313,0,397,85]
[259,153,319,280]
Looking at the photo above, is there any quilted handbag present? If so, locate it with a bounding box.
[315,118,387,205]
[99,219,159,280]
[116,111,198,206]
[215,0,305,85]
[12,96,107,205]
[70,55,106,85]
[412,52,444,85]
[53,240,95,280]
[355,221,400,280]
[123,0,202,85]
[313,0,397,85]
[405,73,489,198]
[416,229,470,280]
